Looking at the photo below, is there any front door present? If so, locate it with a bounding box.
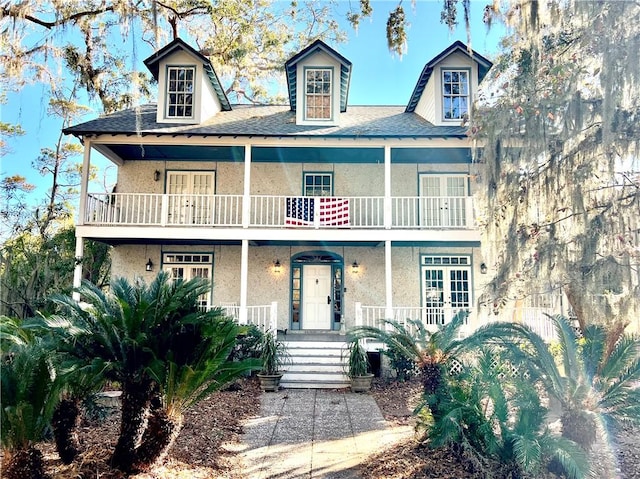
[302,264,332,330]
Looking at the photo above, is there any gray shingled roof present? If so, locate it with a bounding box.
[63,103,467,139]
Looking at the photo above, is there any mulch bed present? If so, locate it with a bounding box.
[4,376,639,478]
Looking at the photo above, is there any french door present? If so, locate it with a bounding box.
[166,171,215,224]
[419,174,468,227]
[421,256,471,325]
[164,253,213,308]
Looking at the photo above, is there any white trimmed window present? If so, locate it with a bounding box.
[304,173,332,196]
[442,70,469,120]
[305,69,332,120]
[163,253,212,308]
[166,66,195,118]
[421,255,471,325]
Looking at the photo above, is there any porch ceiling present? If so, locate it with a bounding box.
[95,143,473,164]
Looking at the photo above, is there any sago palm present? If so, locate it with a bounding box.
[350,311,469,415]
[1,317,60,479]
[482,315,640,451]
[135,314,260,471]
[45,272,259,472]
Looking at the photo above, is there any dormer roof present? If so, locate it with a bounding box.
[143,37,231,112]
[405,40,492,113]
[285,40,352,113]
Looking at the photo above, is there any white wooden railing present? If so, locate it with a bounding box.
[217,302,278,333]
[354,302,472,335]
[84,193,475,229]
[355,303,559,342]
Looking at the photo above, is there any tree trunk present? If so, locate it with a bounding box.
[561,410,597,451]
[133,397,183,471]
[110,378,152,473]
[3,446,51,479]
[52,397,81,464]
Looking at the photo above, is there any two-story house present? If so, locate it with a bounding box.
[64,38,494,387]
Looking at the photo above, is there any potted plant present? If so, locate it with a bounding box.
[345,337,374,392]
[256,330,288,392]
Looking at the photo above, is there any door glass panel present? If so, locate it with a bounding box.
[333,267,343,326]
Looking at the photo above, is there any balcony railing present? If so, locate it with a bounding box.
[355,303,472,335]
[84,193,475,229]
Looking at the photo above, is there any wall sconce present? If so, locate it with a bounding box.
[273,259,282,274]
[153,170,161,182]
[145,258,154,272]
[351,261,359,274]
[480,263,488,274]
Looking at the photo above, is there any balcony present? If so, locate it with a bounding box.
[84,193,475,229]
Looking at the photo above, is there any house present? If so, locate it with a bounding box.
[65,38,504,386]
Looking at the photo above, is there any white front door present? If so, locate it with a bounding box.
[166,171,215,224]
[302,264,332,330]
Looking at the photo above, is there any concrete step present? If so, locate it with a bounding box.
[282,371,350,382]
[280,379,350,389]
[286,362,346,373]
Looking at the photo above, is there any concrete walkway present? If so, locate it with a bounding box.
[239,389,413,479]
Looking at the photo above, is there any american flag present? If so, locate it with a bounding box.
[286,197,350,226]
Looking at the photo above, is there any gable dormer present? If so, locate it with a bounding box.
[406,41,492,126]
[285,40,352,127]
[144,38,231,124]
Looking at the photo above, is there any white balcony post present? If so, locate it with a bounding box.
[242,144,251,228]
[466,196,473,228]
[72,236,84,301]
[78,139,92,226]
[384,145,392,229]
[160,195,168,226]
[385,240,393,319]
[269,301,278,333]
[239,239,249,324]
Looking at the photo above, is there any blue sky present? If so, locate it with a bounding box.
[1,1,504,204]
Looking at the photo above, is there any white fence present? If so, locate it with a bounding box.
[218,302,278,333]
[84,193,475,229]
[355,303,559,342]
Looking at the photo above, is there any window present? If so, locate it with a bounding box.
[166,67,195,118]
[163,253,212,308]
[304,173,332,196]
[442,70,469,120]
[305,68,332,120]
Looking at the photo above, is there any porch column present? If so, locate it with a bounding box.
[384,145,391,229]
[78,139,92,226]
[242,144,251,228]
[239,239,249,324]
[385,240,393,319]
[72,236,84,301]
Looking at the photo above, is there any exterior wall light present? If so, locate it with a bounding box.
[273,259,282,274]
[146,258,154,272]
[154,170,161,182]
[480,263,488,274]
[351,261,359,274]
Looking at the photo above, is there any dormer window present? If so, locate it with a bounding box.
[166,66,195,118]
[305,68,332,120]
[442,70,469,120]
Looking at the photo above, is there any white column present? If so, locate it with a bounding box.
[78,139,92,226]
[239,239,249,324]
[72,236,84,301]
[385,240,393,319]
[384,145,392,229]
[242,144,251,228]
